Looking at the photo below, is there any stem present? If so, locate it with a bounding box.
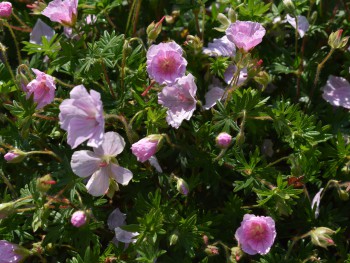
[4,21,22,63]
[266,156,290,168]
[101,60,116,99]
[213,149,227,161]
[0,169,18,198]
[55,78,75,88]
[9,25,32,32]
[12,13,30,29]
[132,0,142,36]
[33,113,59,121]
[310,48,335,100]
[27,150,62,162]
[105,114,135,144]
[104,11,117,29]
[194,9,201,39]
[0,44,17,86]
[294,16,299,58]
[126,0,137,34]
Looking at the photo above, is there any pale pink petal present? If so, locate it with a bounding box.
[67,118,98,149]
[203,36,236,57]
[94,132,125,156]
[286,15,309,38]
[86,168,110,196]
[30,19,55,45]
[322,75,350,108]
[107,208,126,230]
[109,163,133,185]
[71,150,100,178]
[115,227,139,244]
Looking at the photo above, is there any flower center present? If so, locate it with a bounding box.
[249,222,266,240]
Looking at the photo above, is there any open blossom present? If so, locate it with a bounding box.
[71,210,87,227]
[322,75,350,109]
[0,2,12,18]
[0,240,29,263]
[26,69,56,109]
[71,132,132,196]
[131,135,162,163]
[203,36,236,57]
[158,74,197,129]
[41,0,78,27]
[286,14,309,38]
[226,21,266,51]
[147,41,187,84]
[59,85,104,149]
[235,214,276,255]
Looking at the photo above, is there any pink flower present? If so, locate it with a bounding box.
[41,0,78,27]
[59,85,105,149]
[216,132,232,148]
[26,69,56,109]
[0,2,12,18]
[226,21,266,51]
[71,210,87,227]
[70,132,132,196]
[131,135,162,163]
[235,214,276,255]
[322,75,350,109]
[0,240,29,263]
[286,15,309,38]
[203,36,236,57]
[158,74,197,129]
[147,41,187,84]
[224,65,248,85]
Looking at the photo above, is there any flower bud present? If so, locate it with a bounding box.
[217,13,230,28]
[4,149,27,163]
[0,201,15,219]
[337,189,349,201]
[169,232,179,246]
[283,0,295,14]
[309,227,336,249]
[131,134,164,163]
[71,210,87,228]
[36,174,56,193]
[216,132,232,149]
[27,1,47,15]
[328,29,349,49]
[230,246,243,262]
[254,71,271,89]
[147,16,165,43]
[165,15,174,24]
[204,245,219,256]
[0,2,12,18]
[176,178,189,196]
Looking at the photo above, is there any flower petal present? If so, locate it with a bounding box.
[109,163,133,185]
[94,132,125,156]
[86,168,110,196]
[71,150,100,178]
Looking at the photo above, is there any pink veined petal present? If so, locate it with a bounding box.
[70,84,91,99]
[86,168,110,196]
[66,117,98,149]
[94,132,125,156]
[71,150,100,178]
[109,163,133,185]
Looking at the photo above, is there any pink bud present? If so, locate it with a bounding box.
[216,132,232,148]
[71,211,87,228]
[0,2,12,18]
[4,152,19,162]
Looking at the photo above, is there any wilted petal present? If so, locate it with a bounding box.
[149,156,163,173]
[311,188,324,218]
[115,227,139,243]
[86,168,110,196]
[71,150,100,178]
[30,19,55,45]
[107,208,126,230]
[94,132,126,157]
[109,163,133,185]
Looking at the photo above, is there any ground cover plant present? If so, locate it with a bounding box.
[0,0,350,262]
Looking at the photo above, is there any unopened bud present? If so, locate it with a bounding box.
[147,16,165,42]
[216,132,232,149]
[228,8,237,23]
[4,149,27,163]
[254,71,271,89]
[169,232,179,246]
[165,15,174,24]
[0,201,16,219]
[0,2,12,19]
[27,0,47,15]
[230,246,243,262]
[176,178,189,196]
[185,35,203,52]
[283,0,295,14]
[37,174,56,193]
[309,227,336,249]
[328,29,349,49]
[338,189,349,201]
[217,13,230,27]
[205,245,219,256]
[71,210,88,228]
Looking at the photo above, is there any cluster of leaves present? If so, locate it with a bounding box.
[0,0,350,262]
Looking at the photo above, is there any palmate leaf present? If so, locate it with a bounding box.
[22,34,61,58]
